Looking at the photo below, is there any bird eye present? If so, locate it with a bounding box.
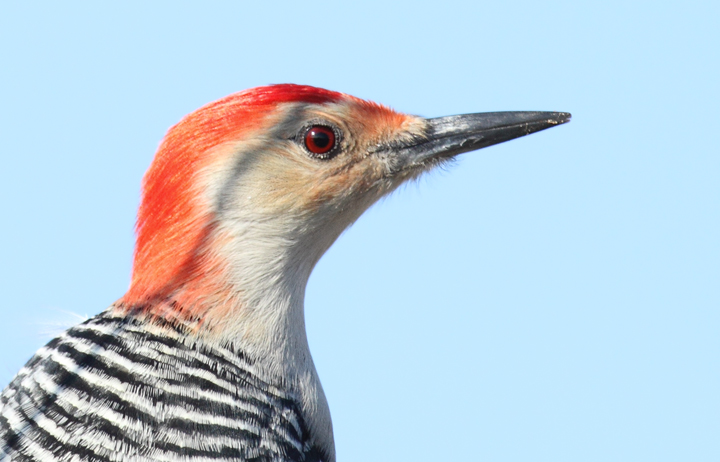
[304,125,337,158]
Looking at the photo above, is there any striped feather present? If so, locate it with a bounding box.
[0,310,325,462]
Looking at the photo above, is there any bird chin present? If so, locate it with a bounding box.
[385,154,456,184]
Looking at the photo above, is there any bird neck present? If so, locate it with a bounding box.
[121,230,315,364]
[202,221,337,462]
[116,220,336,461]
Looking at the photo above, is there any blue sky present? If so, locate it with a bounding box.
[1,1,718,461]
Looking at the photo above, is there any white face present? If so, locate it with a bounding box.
[201,100,431,286]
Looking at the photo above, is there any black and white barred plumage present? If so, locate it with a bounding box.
[0,310,325,461]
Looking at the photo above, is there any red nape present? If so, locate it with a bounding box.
[121,84,347,309]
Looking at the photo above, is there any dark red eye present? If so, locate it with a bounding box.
[304,125,336,157]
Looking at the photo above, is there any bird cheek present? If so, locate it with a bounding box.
[314,162,386,214]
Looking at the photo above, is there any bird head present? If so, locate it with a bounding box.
[118,84,569,339]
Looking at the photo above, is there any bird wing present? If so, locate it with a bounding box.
[0,310,321,461]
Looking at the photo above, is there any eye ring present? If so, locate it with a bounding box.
[303,124,340,159]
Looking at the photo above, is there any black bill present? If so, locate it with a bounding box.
[391,111,571,172]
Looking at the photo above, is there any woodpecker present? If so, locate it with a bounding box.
[0,85,569,461]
